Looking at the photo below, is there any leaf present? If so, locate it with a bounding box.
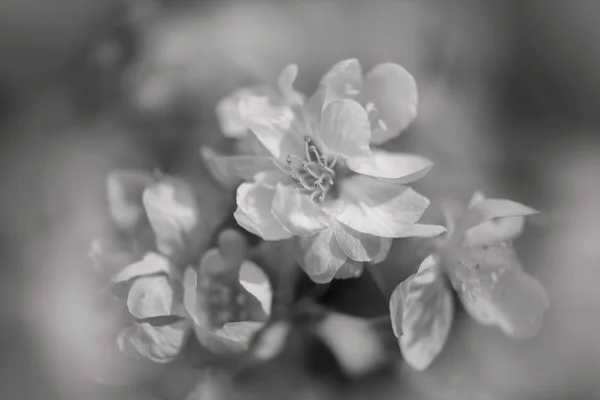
[393,254,454,371]
[315,313,386,377]
[117,320,189,364]
[106,170,154,230]
[112,252,176,284]
[142,179,200,259]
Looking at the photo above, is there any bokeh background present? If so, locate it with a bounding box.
[1,1,599,399]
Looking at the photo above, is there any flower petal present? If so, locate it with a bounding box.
[315,313,386,378]
[318,99,371,159]
[142,179,200,259]
[277,64,304,105]
[234,182,293,241]
[239,260,272,316]
[391,254,454,371]
[201,146,279,190]
[447,245,549,338]
[271,183,331,236]
[216,85,278,138]
[331,221,389,262]
[112,252,176,284]
[118,320,189,363]
[296,227,347,283]
[127,275,174,319]
[359,63,418,144]
[465,216,525,247]
[336,175,445,238]
[238,95,300,161]
[460,268,549,339]
[461,198,538,232]
[305,59,363,117]
[373,238,393,264]
[334,259,365,280]
[347,150,433,184]
[106,169,154,230]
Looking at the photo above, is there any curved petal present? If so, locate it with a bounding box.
[334,259,364,280]
[336,175,445,238]
[117,320,189,363]
[359,63,418,144]
[465,216,525,247]
[106,169,154,231]
[447,245,549,338]
[318,99,371,159]
[142,179,200,259]
[234,182,293,241]
[461,199,538,232]
[215,85,278,138]
[277,64,305,105]
[373,238,393,264]
[271,183,331,236]
[391,254,454,371]
[305,59,363,115]
[112,252,176,284]
[459,268,549,339]
[238,95,301,162]
[347,150,433,184]
[127,275,174,319]
[201,146,277,190]
[332,221,390,262]
[239,260,272,316]
[296,228,347,283]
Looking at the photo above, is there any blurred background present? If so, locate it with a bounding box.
[1,0,599,399]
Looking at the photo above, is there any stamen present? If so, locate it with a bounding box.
[303,163,321,179]
[377,118,388,131]
[304,140,312,162]
[287,154,304,165]
[309,146,322,162]
[365,101,377,115]
[328,156,338,169]
[270,158,289,174]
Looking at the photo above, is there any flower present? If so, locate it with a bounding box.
[389,191,550,370]
[202,59,445,283]
[183,229,273,353]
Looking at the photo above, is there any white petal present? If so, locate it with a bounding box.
[296,228,347,283]
[234,182,293,241]
[336,175,444,238]
[347,150,433,184]
[271,183,331,236]
[318,99,371,159]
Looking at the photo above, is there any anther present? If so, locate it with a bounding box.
[304,136,311,143]
[286,154,292,164]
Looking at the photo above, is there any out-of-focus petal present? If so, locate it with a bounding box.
[465,216,525,247]
[318,99,371,159]
[305,59,363,117]
[112,252,176,284]
[106,169,154,230]
[336,175,445,238]
[461,198,538,232]
[347,150,433,184]
[127,275,174,319]
[447,245,549,338]
[391,254,454,371]
[331,221,389,262]
[271,183,331,236]
[359,63,417,145]
[373,238,393,264]
[277,64,305,106]
[201,146,278,190]
[296,227,347,283]
[234,182,293,241]
[238,95,300,162]
[334,259,365,280]
[315,313,387,378]
[142,179,200,259]
[239,260,272,316]
[117,320,189,364]
[216,85,278,138]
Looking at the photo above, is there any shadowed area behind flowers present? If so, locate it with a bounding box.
[0,1,599,400]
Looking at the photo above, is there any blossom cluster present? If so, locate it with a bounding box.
[89,59,548,385]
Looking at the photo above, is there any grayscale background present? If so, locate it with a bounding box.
[1,1,599,399]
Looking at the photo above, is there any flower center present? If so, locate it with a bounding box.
[271,137,337,203]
